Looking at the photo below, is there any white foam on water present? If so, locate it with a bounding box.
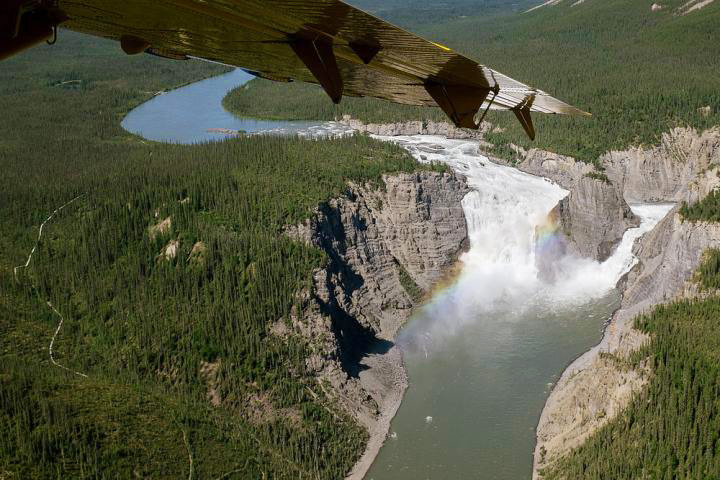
[543,202,673,304]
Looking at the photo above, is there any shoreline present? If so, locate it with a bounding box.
[347,256,469,480]
[532,204,679,478]
[346,131,656,480]
[346,343,408,480]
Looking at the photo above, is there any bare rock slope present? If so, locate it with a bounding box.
[287,171,469,480]
[340,116,490,140]
[604,126,720,204]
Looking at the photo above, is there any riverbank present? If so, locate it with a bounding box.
[119,70,468,480]
[283,170,470,480]
[361,135,661,479]
[333,122,720,478]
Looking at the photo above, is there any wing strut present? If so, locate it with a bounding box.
[512,94,536,140]
[0,1,60,61]
[424,83,492,130]
[291,36,343,104]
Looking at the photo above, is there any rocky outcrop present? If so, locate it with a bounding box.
[533,127,720,478]
[501,147,638,261]
[285,171,469,480]
[512,147,593,190]
[554,175,638,261]
[340,116,492,141]
[148,216,172,240]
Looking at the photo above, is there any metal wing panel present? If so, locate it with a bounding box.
[51,0,589,136]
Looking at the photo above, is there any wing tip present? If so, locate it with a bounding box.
[571,107,592,117]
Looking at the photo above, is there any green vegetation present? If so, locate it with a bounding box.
[396,262,423,303]
[349,0,537,28]
[584,171,611,184]
[694,248,720,292]
[542,297,720,479]
[681,189,720,222]
[225,0,720,165]
[223,78,447,124]
[1,32,428,478]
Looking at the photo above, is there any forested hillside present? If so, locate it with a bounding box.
[347,0,537,28]
[225,0,720,164]
[0,33,427,478]
[681,189,720,222]
[542,291,720,479]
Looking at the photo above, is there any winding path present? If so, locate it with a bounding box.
[47,300,88,378]
[14,194,87,378]
[13,194,85,279]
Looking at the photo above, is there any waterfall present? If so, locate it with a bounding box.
[375,135,672,351]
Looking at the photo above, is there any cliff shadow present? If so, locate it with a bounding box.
[316,297,394,378]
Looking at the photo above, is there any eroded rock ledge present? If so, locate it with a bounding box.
[340,116,491,140]
[285,171,470,480]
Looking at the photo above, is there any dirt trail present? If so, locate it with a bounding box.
[13,194,85,279]
[47,300,88,378]
[13,194,87,377]
[181,428,194,480]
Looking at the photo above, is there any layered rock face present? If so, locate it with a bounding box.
[554,174,637,261]
[286,171,469,480]
[533,127,720,478]
[604,126,720,204]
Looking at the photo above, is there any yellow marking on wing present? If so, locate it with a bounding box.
[431,42,452,52]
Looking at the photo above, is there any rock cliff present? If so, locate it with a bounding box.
[554,175,638,260]
[533,127,720,478]
[604,126,720,204]
[502,147,638,261]
[285,171,469,480]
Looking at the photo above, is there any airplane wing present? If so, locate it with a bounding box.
[1,0,590,139]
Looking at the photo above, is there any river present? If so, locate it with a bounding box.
[121,69,349,143]
[121,72,672,480]
[364,136,671,479]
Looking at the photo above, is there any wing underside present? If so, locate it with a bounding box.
[1,0,590,138]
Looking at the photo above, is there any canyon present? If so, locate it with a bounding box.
[330,118,720,478]
[285,171,470,479]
